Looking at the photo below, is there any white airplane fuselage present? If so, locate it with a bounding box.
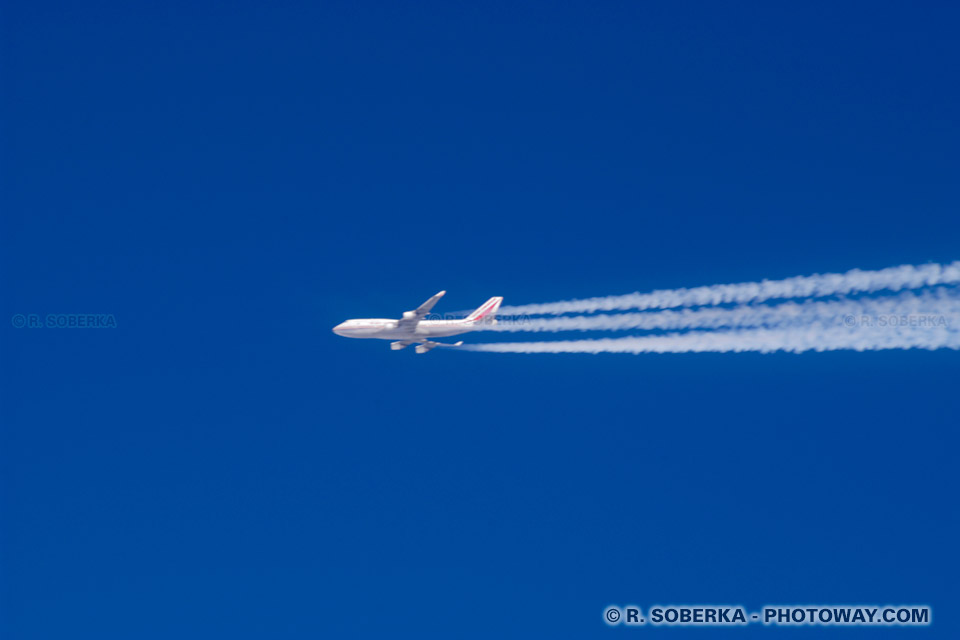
[332,318,484,340]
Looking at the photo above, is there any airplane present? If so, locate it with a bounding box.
[332,291,503,353]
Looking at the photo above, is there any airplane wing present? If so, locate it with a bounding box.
[398,290,446,327]
[412,290,446,316]
[415,340,463,354]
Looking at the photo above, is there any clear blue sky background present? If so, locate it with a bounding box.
[2,2,958,638]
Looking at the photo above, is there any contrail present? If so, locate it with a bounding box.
[499,261,960,316]
[462,324,960,355]
[485,288,960,333]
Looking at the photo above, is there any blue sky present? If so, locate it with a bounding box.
[2,1,958,637]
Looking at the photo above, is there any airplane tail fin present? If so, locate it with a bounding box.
[465,296,503,324]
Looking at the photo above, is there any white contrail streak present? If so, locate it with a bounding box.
[462,324,960,355]
[485,288,960,333]
[498,261,960,316]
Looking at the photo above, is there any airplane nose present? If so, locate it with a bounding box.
[332,322,346,335]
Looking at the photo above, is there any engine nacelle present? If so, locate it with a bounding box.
[402,311,417,320]
[415,342,437,354]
